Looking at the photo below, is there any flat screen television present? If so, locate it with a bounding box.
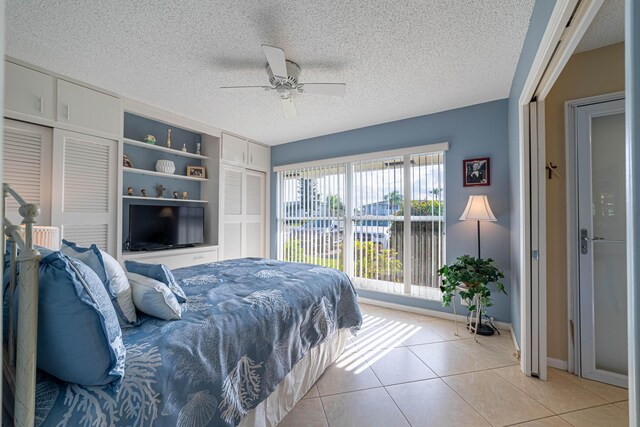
[128,204,204,251]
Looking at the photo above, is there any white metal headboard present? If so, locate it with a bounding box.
[3,183,41,427]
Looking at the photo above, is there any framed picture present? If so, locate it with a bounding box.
[186,166,206,178]
[463,157,490,187]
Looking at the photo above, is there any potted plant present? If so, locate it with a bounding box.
[437,255,506,316]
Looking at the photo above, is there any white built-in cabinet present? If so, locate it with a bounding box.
[4,62,55,121]
[4,59,270,264]
[57,80,120,136]
[220,165,267,260]
[221,132,270,171]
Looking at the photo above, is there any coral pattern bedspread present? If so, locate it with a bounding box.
[35,258,362,427]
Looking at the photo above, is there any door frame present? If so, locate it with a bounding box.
[517,0,605,379]
[565,92,626,376]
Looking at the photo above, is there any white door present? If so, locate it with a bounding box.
[2,119,53,225]
[244,170,266,257]
[51,129,118,254]
[577,99,627,388]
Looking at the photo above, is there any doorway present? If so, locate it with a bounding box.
[573,97,627,388]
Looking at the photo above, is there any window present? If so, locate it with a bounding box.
[276,144,446,299]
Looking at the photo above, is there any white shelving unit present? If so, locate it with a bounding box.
[123,167,208,182]
[123,195,208,203]
[123,137,209,159]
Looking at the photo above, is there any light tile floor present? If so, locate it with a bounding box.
[278,304,629,427]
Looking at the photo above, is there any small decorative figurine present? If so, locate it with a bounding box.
[166,129,172,148]
[156,184,166,198]
[144,135,157,144]
[123,154,133,168]
[127,187,134,196]
[173,191,179,199]
[141,189,147,197]
[196,143,201,155]
[182,191,188,200]
[181,143,187,152]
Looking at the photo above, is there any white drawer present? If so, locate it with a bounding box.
[123,246,218,270]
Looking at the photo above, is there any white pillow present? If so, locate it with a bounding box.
[126,272,182,320]
[100,251,137,326]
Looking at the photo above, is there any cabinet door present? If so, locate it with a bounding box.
[220,165,244,260]
[57,80,121,136]
[51,130,118,254]
[244,170,266,257]
[248,142,270,171]
[221,133,248,164]
[4,61,55,121]
[3,119,53,225]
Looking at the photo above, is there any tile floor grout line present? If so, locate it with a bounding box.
[317,392,331,427]
[488,366,605,415]
[364,354,413,427]
[437,371,495,427]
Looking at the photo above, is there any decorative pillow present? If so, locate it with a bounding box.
[125,261,187,303]
[126,272,182,320]
[37,251,125,388]
[100,251,137,326]
[60,240,109,287]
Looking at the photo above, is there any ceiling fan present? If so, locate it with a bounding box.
[220,45,346,118]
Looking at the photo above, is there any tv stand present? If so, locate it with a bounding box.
[121,245,218,270]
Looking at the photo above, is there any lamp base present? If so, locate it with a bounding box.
[467,321,495,336]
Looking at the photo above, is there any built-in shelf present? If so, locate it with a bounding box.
[124,167,208,182]
[123,195,208,203]
[123,138,209,160]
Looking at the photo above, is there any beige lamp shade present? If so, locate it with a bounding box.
[459,195,497,222]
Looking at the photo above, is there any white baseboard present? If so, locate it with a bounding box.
[509,324,521,361]
[358,297,511,331]
[547,357,568,370]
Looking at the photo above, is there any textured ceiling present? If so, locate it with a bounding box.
[6,0,534,145]
[575,0,625,54]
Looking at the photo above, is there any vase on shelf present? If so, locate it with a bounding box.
[166,129,172,148]
[196,143,201,155]
[155,160,176,174]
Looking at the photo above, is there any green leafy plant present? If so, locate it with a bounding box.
[437,255,506,313]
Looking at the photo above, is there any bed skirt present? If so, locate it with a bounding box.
[239,328,349,427]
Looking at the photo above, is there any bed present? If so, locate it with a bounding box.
[2,187,362,427]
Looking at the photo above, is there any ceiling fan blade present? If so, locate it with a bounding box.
[281,97,298,118]
[299,83,346,97]
[262,45,288,78]
[220,85,273,91]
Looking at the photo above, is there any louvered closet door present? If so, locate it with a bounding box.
[3,119,53,225]
[51,129,118,254]
[244,170,265,258]
[221,165,244,259]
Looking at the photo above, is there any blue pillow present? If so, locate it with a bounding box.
[60,240,132,326]
[124,261,187,303]
[37,251,125,388]
[60,240,110,288]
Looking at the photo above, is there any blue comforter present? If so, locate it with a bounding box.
[36,258,362,427]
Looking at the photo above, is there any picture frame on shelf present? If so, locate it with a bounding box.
[463,157,490,187]
[186,166,206,178]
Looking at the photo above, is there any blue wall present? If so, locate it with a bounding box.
[271,99,512,322]
[507,0,557,344]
